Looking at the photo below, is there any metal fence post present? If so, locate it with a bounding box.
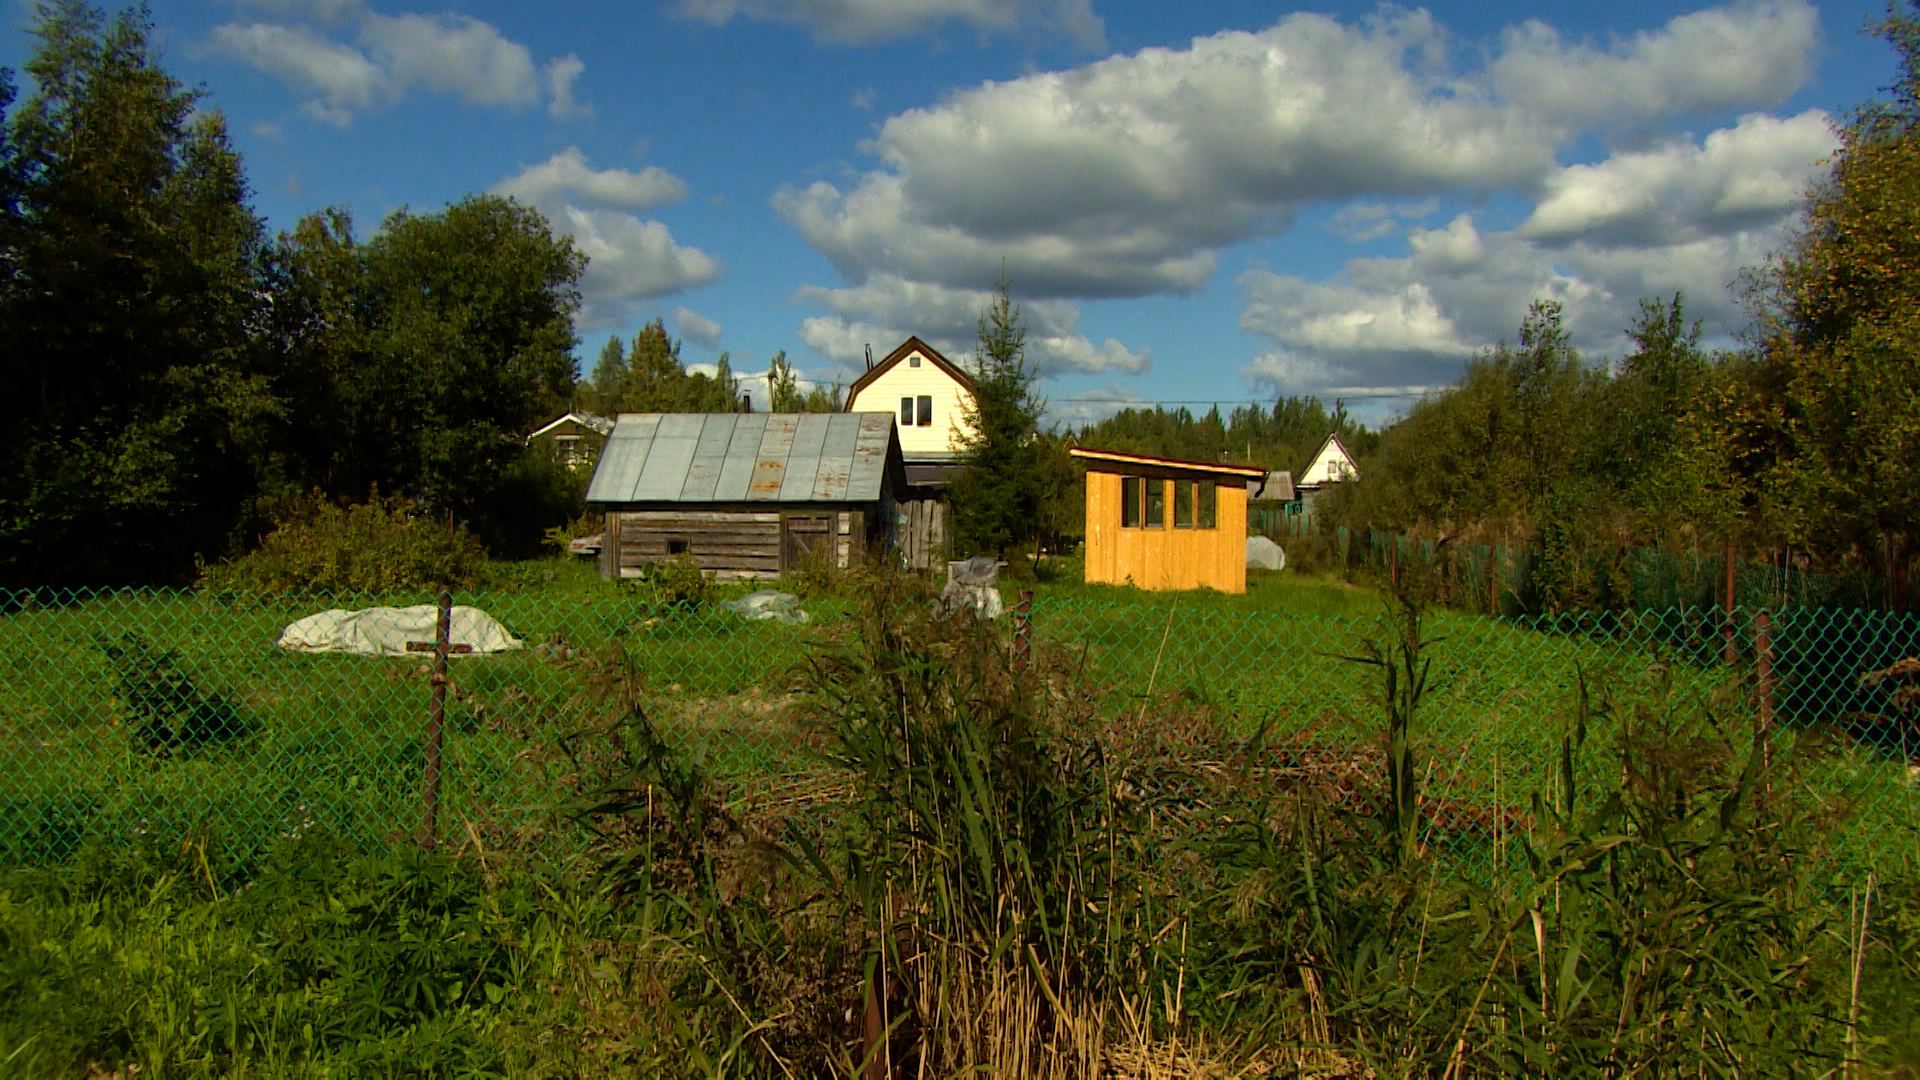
[420,588,450,848]
[1724,542,1739,667]
[1013,589,1034,670]
[1755,609,1775,773]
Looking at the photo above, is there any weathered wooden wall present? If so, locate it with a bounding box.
[893,499,946,570]
[608,508,865,581]
[1082,471,1248,593]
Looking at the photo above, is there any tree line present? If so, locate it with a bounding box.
[1056,7,1920,610]
[1327,4,1920,609]
[0,2,752,585]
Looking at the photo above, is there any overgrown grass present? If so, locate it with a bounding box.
[1029,555,1389,617]
[2,569,1918,1076]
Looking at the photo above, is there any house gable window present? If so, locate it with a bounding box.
[916,395,933,427]
[900,397,914,425]
[910,355,922,367]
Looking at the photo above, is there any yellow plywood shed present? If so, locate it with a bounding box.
[1071,448,1266,594]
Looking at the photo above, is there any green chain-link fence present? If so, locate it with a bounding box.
[1248,513,1896,614]
[2,588,1915,873]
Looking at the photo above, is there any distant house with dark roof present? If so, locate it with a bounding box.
[1247,470,1296,503]
[585,412,905,581]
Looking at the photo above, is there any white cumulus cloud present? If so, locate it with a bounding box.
[775,0,1820,305]
[673,306,724,349]
[544,54,590,119]
[209,3,581,123]
[491,151,722,331]
[794,275,1148,379]
[1518,109,1836,246]
[495,148,686,213]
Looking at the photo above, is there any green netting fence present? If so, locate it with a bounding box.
[2,587,1915,874]
[1248,512,1896,614]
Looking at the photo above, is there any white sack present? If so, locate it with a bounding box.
[276,606,523,656]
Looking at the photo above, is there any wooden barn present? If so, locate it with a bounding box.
[586,413,906,581]
[1069,447,1266,594]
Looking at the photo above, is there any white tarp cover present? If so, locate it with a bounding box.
[718,591,810,625]
[1246,536,1287,571]
[276,606,524,656]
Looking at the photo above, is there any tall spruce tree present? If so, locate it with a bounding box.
[948,278,1049,561]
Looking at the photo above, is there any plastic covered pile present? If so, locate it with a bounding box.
[276,606,524,656]
[1246,535,1287,571]
[718,590,810,625]
[941,556,1005,619]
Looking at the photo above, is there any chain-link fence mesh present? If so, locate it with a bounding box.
[1247,513,1896,614]
[2,588,1915,874]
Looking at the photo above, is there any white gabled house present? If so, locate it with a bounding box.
[843,336,977,459]
[843,336,979,569]
[1296,432,1359,513]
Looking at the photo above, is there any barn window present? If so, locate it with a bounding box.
[668,539,690,556]
[900,397,914,425]
[1121,476,1141,527]
[1174,480,1194,527]
[1198,481,1217,528]
[1144,478,1166,527]
[917,396,933,426]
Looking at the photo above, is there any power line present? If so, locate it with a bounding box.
[1049,391,1426,406]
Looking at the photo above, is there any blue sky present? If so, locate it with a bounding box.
[0,0,1899,424]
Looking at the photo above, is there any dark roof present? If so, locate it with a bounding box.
[586,413,899,504]
[1249,471,1296,501]
[844,336,976,408]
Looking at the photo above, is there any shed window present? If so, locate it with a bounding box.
[1198,481,1216,528]
[1174,480,1194,527]
[916,396,933,427]
[1144,478,1165,528]
[900,397,915,425]
[1121,476,1141,528]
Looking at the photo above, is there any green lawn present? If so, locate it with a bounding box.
[1,565,1913,875]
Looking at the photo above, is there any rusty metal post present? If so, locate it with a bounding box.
[420,588,450,848]
[1013,589,1034,670]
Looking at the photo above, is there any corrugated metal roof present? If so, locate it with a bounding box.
[587,412,899,504]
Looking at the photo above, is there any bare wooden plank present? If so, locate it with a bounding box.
[624,522,781,536]
[620,510,782,524]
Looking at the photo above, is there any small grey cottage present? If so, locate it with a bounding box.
[586,412,906,580]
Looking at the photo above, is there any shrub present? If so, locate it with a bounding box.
[199,494,484,593]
